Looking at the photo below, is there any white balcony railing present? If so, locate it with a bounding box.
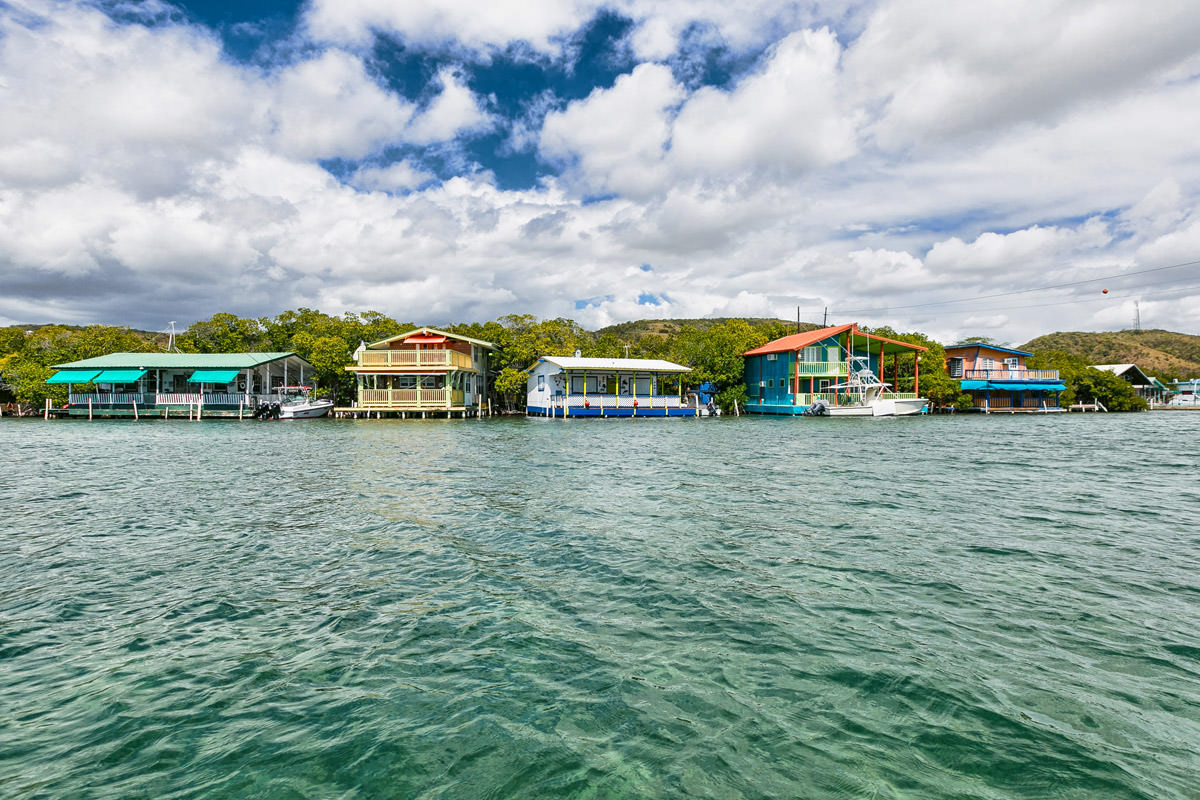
[961,369,1059,380]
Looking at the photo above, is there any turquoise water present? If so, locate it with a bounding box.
[2,413,1199,799]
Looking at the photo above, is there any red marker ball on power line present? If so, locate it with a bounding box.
[1102,288,1108,294]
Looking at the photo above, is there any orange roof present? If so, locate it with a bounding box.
[743,323,928,356]
[743,324,853,356]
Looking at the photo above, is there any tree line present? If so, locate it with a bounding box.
[0,311,1147,413]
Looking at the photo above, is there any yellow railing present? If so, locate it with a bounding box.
[357,350,473,369]
[357,388,467,408]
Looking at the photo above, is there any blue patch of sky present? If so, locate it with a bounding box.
[639,264,653,272]
[638,292,669,306]
[575,295,614,310]
[120,0,304,63]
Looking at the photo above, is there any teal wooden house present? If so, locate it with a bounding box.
[742,323,926,415]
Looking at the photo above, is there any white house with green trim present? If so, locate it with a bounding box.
[47,352,315,417]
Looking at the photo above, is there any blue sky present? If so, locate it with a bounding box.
[2,0,1200,342]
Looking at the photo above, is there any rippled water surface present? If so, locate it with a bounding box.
[3,413,1200,799]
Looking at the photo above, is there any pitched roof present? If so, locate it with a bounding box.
[1092,363,1152,384]
[531,356,691,373]
[743,324,928,356]
[945,342,1032,357]
[367,326,496,349]
[52,352,308,369]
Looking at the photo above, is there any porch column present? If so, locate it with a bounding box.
[893,353,898,390]
[283,360,288,388]
[914,355,920,395]
[879,343,884,384]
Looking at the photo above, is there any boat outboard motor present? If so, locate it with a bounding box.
[803,399,828,416]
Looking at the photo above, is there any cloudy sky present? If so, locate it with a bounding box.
[3,0,1200,343]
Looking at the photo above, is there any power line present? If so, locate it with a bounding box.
[896,280,1200,317]
[832,257,1200,315]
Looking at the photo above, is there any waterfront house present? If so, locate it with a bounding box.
[47,352,315,417]
[944,343,1065,413]
[344,327,494,417]
[1091,364,1160,403]
[526,356,696,417]
[1168,378,1200,406]
[742,323,926,415]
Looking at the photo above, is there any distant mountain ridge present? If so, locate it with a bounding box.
[1020,329,1200,378]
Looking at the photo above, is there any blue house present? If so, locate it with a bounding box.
[742,323,927,415]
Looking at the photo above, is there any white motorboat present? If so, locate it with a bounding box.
[277,386,334,419]
[807,358,927,417]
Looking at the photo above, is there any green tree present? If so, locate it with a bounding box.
[1027,351,1147,411]
[180,313,265,353]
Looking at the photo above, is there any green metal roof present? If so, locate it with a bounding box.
[51,352,308,370]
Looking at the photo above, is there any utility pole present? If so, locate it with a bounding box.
[796,306,800,333]
[1134,301,1141,333]
[823,306,828,327]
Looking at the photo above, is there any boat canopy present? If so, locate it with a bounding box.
[46,369,100,384]
[188,369,240,383]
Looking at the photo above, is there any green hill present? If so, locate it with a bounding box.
[596,317,818,340]
[1019,329,1200,379]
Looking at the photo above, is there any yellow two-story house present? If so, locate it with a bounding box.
[345,327,496,417]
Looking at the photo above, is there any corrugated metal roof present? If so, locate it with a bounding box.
[367,326,496,349]
[743,324,853,356]
[52,352,307,369]
[534,357,692,372]
[744,324,928,356]
[945,342,1032,357]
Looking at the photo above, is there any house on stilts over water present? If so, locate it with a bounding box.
[45,352,316,418]
[944,343,1066,413]
[526,356,697,417]
[742,323,927,415]
[343,327,495,418]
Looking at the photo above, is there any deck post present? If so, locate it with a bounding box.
[88,397,92,420]
[45,398,51,420]
[239,401,243,420]
[914,355,920,395]
[133,401,138,421]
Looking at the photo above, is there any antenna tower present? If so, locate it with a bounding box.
[1134,301,1141,333]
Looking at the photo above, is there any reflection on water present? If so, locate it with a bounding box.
[1,413,1199,799]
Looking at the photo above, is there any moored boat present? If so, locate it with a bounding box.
[805,358,927,417]
[277,386,333,419]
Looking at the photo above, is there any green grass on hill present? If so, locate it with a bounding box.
[1019,329,1200,379]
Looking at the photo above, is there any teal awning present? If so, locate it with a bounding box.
[962,379,1066,392]
[47,369,99,384]
[92,369,147,383]
[188,369,240,384]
